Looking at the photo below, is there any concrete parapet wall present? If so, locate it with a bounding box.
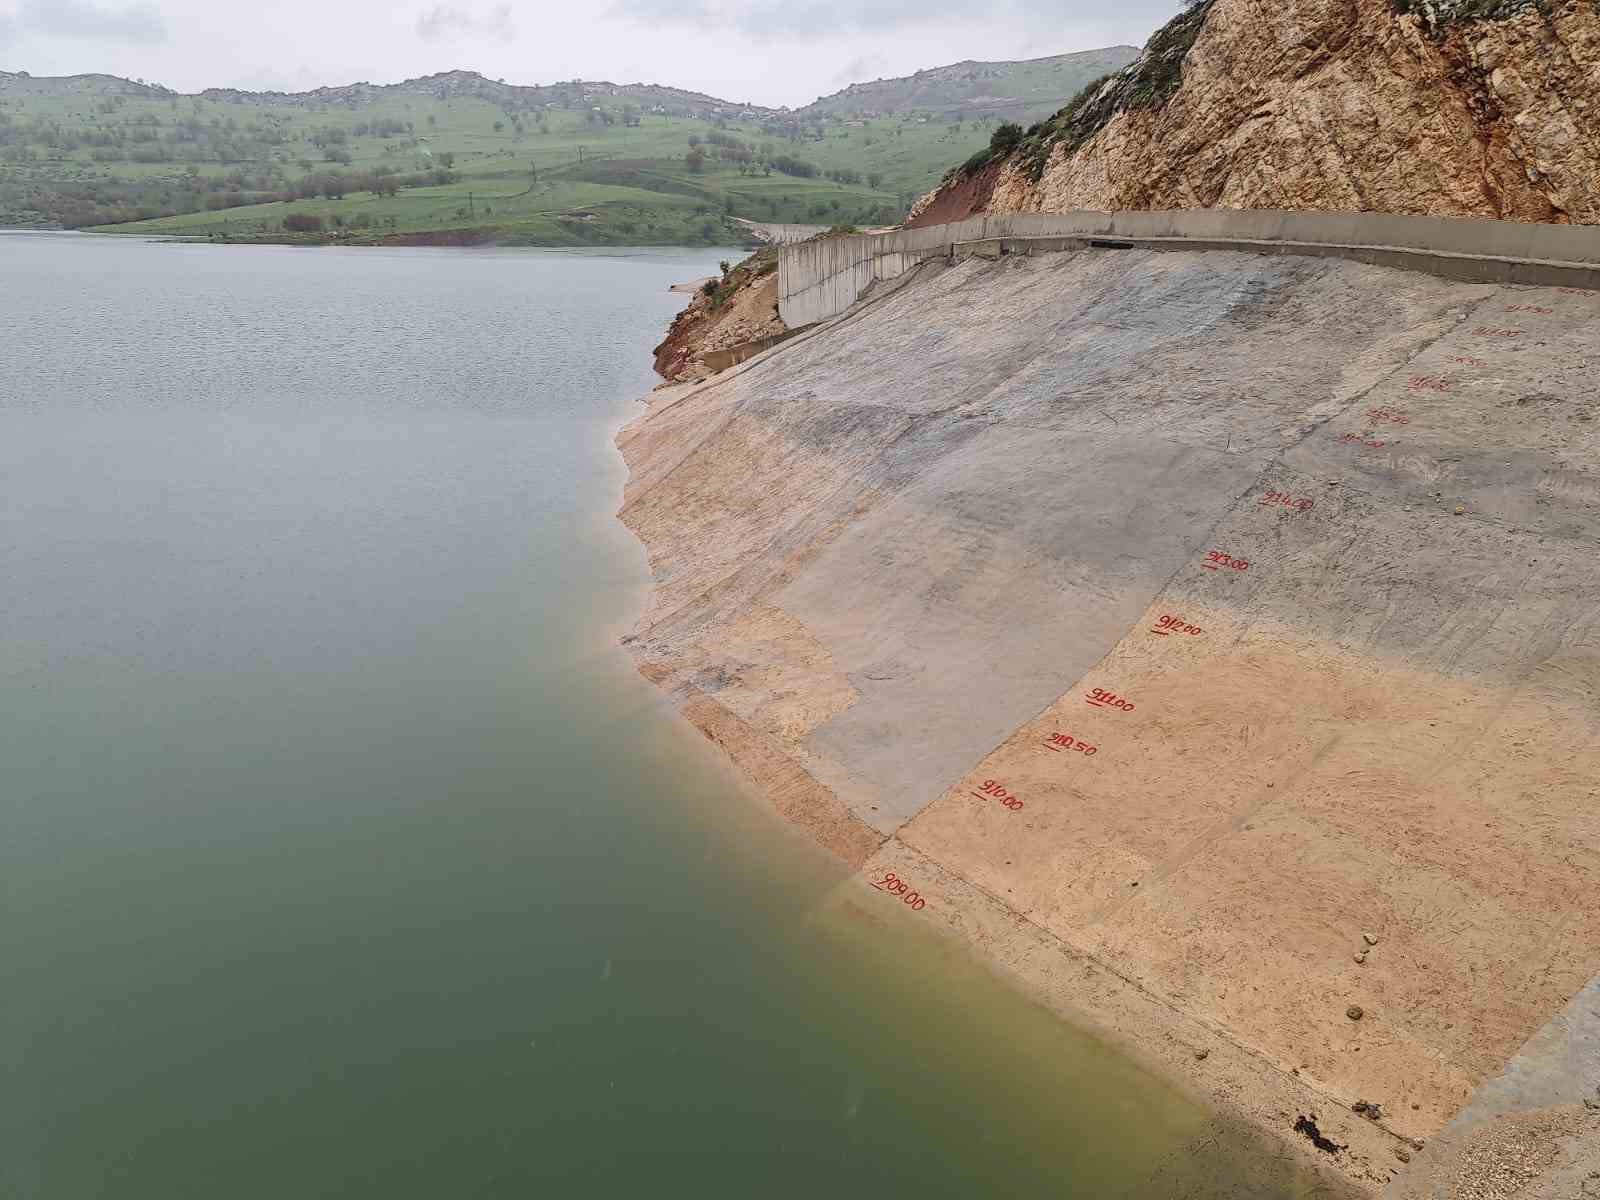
[699,325,812,373]
[778,210,1600,326]
[954,234,1600,290]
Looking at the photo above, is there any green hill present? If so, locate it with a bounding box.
[0,56,1129,245]
[797,47,1140,124]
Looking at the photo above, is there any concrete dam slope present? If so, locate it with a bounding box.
[616,245,1600,1192]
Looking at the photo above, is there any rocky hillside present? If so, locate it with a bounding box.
[653,249,785,381]
[910,0,1600,224]
[0,71,170,98]
[193,70,770,119]
[796,47,1140,124]
[0,67,766,119]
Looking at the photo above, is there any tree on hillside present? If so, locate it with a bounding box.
[685,147,706,173]
[990,122,1024,154]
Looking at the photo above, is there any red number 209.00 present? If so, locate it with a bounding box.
[871,872,927,910]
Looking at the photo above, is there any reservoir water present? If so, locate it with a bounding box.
[4,233,1321,1198]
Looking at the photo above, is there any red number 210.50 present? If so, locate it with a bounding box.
[1045,732,1097,755]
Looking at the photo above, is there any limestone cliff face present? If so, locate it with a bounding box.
[910,0,1600,224]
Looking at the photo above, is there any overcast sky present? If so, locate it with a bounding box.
[0,0,1175,106]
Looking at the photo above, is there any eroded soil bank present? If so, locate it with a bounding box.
[617,248,1600,1194]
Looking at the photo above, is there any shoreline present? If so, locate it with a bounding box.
[616,647,1397,1194]
[44,225,758,251]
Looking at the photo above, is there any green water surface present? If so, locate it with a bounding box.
[2,233,1320,1199]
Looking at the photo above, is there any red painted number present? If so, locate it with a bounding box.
[1152,614,1202,636]
[1337,432,1386,449]
[974,779,1024,810]
[870,872,928,910]
[1472,327,1522,338]
[1366,407,1411,425]
[1406,375,1451,393]
[1259,490,1314,511]
[1204,550,1249,571]
[1504,304,1552,315]
[1444,354,1489,367]
[1086,688,1135,711]
[1045,732,1098,755]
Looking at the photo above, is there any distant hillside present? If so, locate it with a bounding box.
[798,48,1140,124]
[0,51,1133,245]
[0,68,775,120]
[0,70,171,98]
[193,69,779,122]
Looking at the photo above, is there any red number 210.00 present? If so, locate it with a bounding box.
[974,779,1024,810]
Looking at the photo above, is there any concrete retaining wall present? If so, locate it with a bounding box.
[778,210,1600,326]
[700,325,812,373]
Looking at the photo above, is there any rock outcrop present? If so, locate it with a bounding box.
[910,0,1600,224]
[654,251,785,382]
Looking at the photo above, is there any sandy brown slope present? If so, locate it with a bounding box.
[616,248,1600,1190]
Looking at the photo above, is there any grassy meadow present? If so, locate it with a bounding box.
[0,55,1129,245]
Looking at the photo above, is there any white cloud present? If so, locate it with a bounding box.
[414,3,514,42]
[17,0,168,42]
[0,0,1172,109]
[830,54,888,86]
[606,0,1176,39]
